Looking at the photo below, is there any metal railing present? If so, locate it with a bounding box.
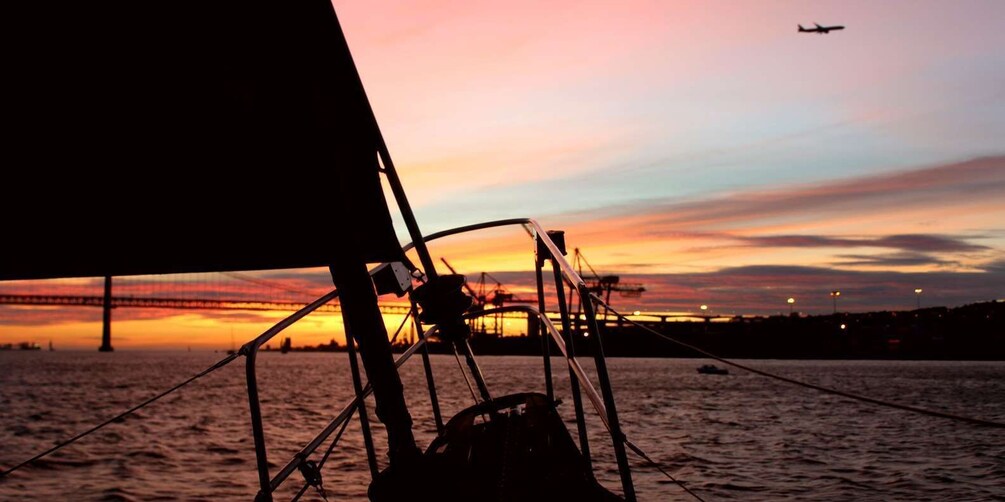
[238,218,636,500]
[406,218,637,500]
[466,306,613,426]
[260,333,432,497]
[238,290,339,497]
[239,287,440,501]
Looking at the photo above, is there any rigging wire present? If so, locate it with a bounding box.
[387,308,412,345]
[317,409,356,472]
[0,352,240,478]
[291,408,357,502]
[624,440,706,502]
[291,309,412,501]
[3,295,418,497]
[453,345,481,404]
[598,299,1005,429]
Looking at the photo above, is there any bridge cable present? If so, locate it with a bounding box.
[598,299,1004,429]
[221,272,324,300]
[0,352,240,478]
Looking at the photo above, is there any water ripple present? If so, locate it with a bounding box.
[1,353,1002,500]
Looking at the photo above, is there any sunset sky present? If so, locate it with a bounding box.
[2,0,1003,349]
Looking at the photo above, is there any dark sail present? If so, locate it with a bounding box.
[2,1,403,280]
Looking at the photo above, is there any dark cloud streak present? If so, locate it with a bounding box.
[833,252,957,268]
[738,233,989,252]
[589,156,1005,231]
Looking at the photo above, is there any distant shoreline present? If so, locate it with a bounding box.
[5,301,1000,360]
[3,349,1000,361]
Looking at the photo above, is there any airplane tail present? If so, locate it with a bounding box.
[798,24,805,32]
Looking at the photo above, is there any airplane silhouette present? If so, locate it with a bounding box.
[798,23,845,34]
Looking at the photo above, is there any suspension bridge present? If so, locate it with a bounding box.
[0,271,725,351]
[0,272,415,351]
[0,294,413,315]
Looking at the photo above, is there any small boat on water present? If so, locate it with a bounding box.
[697,364,729,375]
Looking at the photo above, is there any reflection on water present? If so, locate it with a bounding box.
[1,352,1003,500]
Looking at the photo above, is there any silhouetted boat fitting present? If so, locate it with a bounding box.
[0,2,641,500]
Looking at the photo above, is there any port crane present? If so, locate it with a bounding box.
[440,258,535,335]
[570,249,645,321]
[572,249,645,301]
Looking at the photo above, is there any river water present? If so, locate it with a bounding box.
[1,352,1002,501]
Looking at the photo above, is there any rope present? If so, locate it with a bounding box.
[624,440,706,502]
[0,352,240,478]
[599,300,1005,429]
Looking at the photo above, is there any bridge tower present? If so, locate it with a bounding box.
[99,276,114,352]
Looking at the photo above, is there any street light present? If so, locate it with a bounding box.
[699,304,708,313]
[914,288,923,309]
[787,297,795,315]
[830,290,841,314]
